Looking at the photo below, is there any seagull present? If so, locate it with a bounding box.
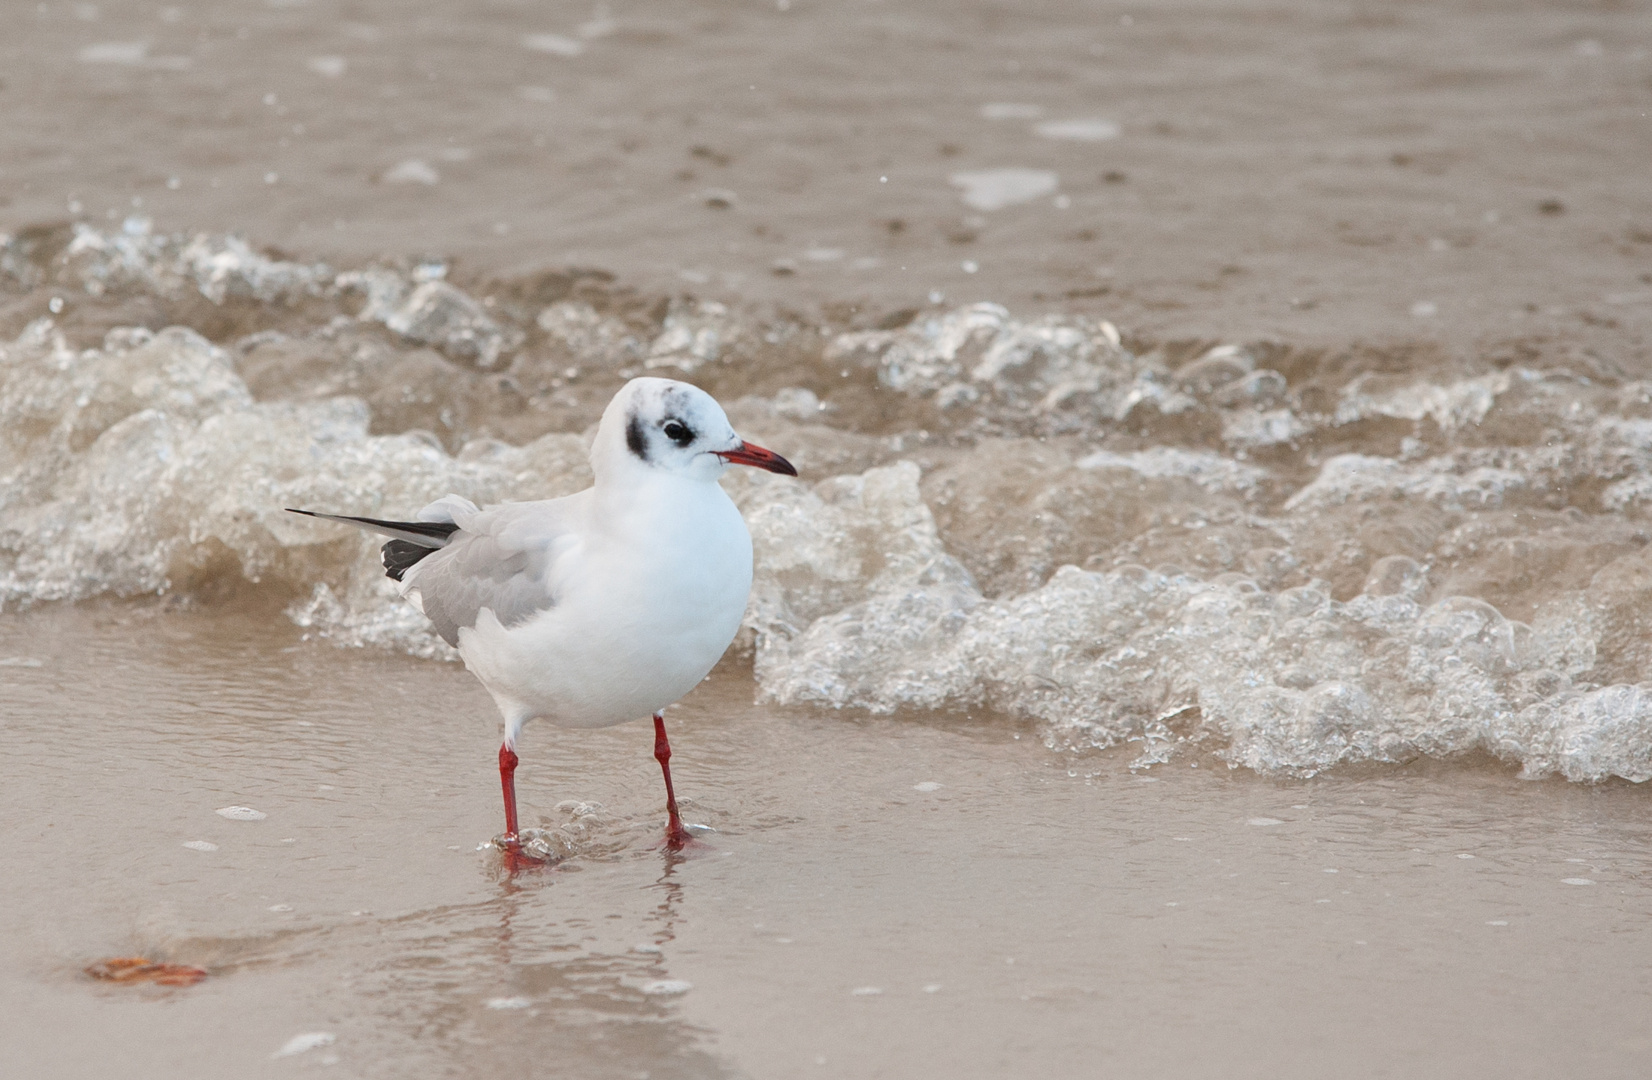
[288,377,796,863]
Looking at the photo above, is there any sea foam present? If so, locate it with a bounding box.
[6,227,1652,781]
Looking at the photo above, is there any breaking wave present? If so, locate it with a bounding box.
[5,222,1652,781]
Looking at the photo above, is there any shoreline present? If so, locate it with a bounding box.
[3,603,1649,1078]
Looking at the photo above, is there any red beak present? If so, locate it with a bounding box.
[715,440,798,476]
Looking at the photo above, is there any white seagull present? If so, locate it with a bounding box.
[289,377,796,863]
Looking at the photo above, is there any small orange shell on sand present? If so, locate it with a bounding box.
[85,957,209,987]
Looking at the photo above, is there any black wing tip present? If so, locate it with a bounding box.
[291,509,442,581]
[382,538,438,582]
[285,509,461,542]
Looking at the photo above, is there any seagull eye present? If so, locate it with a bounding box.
[662,420,694,446]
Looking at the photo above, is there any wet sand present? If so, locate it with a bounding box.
[3,604,1650,1078]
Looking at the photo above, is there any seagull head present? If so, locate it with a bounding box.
[595,377,798,483]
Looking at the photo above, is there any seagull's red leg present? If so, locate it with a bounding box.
[499,743,523,843]
[496,743,548,870]
[497,744,547,870]
[653,713,693,850]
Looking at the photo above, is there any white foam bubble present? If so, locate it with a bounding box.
[828,303,1142,427]
[522,33,586,57]
[1076,447,1264,494]
[383,159,441,186]
[1033,118,1121,141]
[79,41,148,64]
[948,169,1059,212]
[380,280,512,365]
[59,222,333,305]
[273,1032,335,1058]
[980,103,1044,120]
[646,300,734,373]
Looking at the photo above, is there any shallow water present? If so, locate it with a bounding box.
[4,0,1649,355]
[3,606,1651,1079]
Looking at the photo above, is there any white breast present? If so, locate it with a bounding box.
[455,475,753,731]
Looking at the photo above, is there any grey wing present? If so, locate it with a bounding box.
[399,499,580,647]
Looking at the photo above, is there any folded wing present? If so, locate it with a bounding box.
[288,496,579,648]
[399,499,581,647]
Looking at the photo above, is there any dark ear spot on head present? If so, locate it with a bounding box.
[625,411,648,461]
